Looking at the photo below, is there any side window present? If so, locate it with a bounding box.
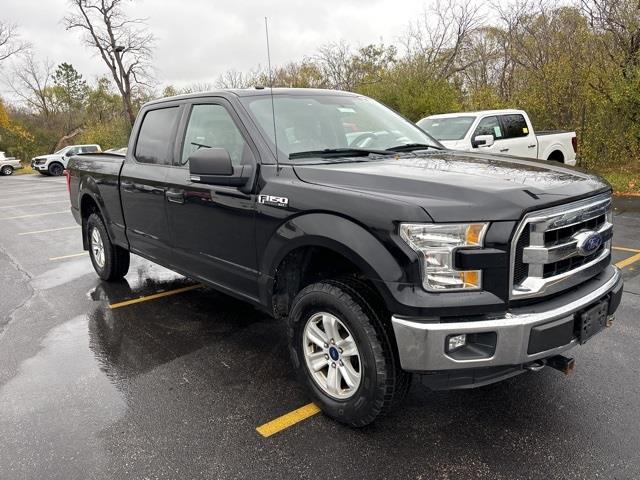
[135,107,180,165]
[181,104,253,166]
[82,146,99,153]
[500,114,529,139]
[473,116,503,140]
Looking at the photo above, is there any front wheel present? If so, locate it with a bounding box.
[288,279,410,427]
[1,165,13,175]
[86,213,130,281]
[48,162,64,176]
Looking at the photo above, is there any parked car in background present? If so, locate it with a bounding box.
[417,109,577,165]
[31,144,101,176]
[104,147,127,155]
[0,151,23,175]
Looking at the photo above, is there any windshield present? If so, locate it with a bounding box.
[417,116,476,141]
[54,146,70,155]
[239,93,441,161]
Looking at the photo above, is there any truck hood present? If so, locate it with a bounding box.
[292,151,610,222]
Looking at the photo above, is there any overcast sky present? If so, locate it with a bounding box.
[2,0,436,92]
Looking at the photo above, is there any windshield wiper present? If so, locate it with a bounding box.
[289,148,393,159]
[386,143,445,152]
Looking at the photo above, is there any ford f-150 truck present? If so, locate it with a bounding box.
[417,109,577,165]
[67,88,623,426]
[32,144,101,176]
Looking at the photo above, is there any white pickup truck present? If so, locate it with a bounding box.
[417,109,577,165]
[31,144,101,176]
[0,151,23,175]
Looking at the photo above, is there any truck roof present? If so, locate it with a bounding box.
[145,87,360,107]
[425,109,526,119]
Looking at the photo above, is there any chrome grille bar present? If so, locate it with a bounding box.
[510,193,613,300]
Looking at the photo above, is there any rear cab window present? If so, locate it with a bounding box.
[500,114,529,139]
[134,107,181,165]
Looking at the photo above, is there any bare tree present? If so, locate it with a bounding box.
[401,0,485,79]
[581,0,640,70]
[0,21,27,64]
[64,0,154,126]
[5,53,55,117]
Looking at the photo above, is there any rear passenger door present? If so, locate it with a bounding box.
[497,114,536,158]
[120,104,182,262]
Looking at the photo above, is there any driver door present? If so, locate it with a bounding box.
[470,115,504,154]
[165,100,260,301]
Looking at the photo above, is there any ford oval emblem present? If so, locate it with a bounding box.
[574,231,603,256]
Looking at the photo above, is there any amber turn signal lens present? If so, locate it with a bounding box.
[465,224,485,246]
[461,270,480,287]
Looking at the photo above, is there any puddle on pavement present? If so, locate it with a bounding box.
[0,315,126,477]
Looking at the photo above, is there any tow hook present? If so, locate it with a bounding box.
[606,314,615,328]
[546,355,576,375]
[524,360,546,372]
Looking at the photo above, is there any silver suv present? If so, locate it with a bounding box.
[31,144,101,176]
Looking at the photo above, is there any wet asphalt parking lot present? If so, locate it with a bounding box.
[0,174,639,480]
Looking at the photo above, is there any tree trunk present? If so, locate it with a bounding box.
[53,127,83,152]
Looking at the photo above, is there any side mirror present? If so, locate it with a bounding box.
[188,147,252,187]
[471,134,494,148]
[65,150,74,157]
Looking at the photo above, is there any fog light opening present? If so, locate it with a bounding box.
[446,334,467,353]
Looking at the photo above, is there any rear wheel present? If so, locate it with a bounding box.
[48,162,64,176]
[1,165,13,175]
[288,278,410,427]
[86,213,130,281]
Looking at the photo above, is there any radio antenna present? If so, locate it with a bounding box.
[264,17,279,171]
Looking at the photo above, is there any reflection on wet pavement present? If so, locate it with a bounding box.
[0,316,126,479]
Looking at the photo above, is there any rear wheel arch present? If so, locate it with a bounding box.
[547,150,565,163]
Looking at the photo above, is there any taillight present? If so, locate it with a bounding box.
[65,170,71,192]
[571,136,578,154]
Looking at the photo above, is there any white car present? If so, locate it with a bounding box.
[0,151,22,175]
[417,109,577,165]
[31,144,101,176]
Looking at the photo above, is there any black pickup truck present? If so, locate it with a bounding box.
[67,88,623,426]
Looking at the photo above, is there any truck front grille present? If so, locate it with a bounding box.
[510,194,613,300]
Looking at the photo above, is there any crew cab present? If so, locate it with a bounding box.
[32,144,101,176]
[0,151,22,175]
[417,109,577,165]
[67,89,622,426]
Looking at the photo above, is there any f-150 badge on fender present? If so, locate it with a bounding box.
[258,194,289,208]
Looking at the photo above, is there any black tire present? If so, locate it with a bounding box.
[1,165,13,175]
[86,213,130,281]
[48,162,64,176]
[288,278,411,427]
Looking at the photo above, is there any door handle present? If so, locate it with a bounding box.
[166,191,185,204]
[121,180,135,191]
[528,144,536,148]
[500,148,509,153]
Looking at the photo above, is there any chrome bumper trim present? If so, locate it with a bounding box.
[391,266,621,372]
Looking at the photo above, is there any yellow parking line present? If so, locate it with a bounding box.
[49,252,88,261]
[613,246,640,253]
[0,210,68,220]
[19,226,79,235]
[616,252,640,269]
[256,403,321,438]
[109,284,204,309]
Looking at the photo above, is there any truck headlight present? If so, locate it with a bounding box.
[399,223,489,291]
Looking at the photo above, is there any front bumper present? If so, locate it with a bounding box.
[391,265,622,373]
